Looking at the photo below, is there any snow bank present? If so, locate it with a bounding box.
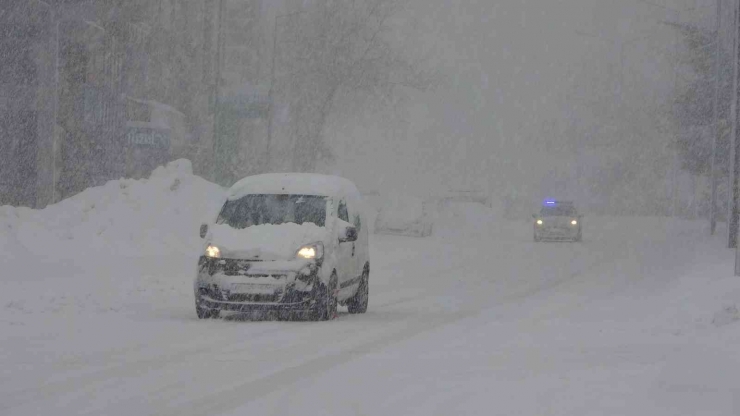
[0,160,226,324]
[0,159,226,259]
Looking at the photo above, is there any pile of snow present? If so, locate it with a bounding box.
[0,159,225,260]
[0,160,226,324]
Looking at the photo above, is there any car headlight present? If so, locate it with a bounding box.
[571,220,578,226]
[536,219,543,225]
[297,242,324,260]
[205,244,221,258]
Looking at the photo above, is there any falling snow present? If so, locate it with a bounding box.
[3,0,740,415]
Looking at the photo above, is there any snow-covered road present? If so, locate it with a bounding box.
[4,207,740,415]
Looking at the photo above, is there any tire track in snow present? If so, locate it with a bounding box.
[1,324,296,411]
[158,310,478,416]
[4,221,671,415]
[59,237,497,415]
[144,240,605,415]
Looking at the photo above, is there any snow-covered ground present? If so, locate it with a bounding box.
[3,163,740,415]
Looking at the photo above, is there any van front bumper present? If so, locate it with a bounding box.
[535,227,581,241]
[194,256,320,312]
[196,292,316,312]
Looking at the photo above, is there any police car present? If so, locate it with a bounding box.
[533,200,582,242]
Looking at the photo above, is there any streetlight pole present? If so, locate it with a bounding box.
[265,13,281,172]
[212,0,225,183]
[669,9,681,218]
[710,0,722,235]
[730,0,740,249]
[52,11,59,204]
[31,0,59,204]
[731,0,740,274]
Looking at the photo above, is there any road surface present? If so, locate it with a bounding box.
[2,213,736,415]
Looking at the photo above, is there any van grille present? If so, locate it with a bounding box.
[218,259,259,276]
[199,284,285,303]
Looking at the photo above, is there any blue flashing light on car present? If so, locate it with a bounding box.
[544,200,556,205]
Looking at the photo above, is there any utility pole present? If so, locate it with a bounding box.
[265,13,280,172]
[730,0,740,249]
[32,0,58,204]
[212,0,225,183]
[52,8,59,204]
[731,0,740,275]
[671,9,681,218]
[710,0,722,235]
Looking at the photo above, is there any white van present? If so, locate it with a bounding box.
[194,173,370,320]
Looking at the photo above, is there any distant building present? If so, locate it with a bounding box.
[0,0,224,207]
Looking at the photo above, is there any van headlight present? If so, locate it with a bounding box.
[297,242,324,260]
[571,220,578,226]
[205,244,221,258]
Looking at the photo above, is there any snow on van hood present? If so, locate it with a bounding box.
[209,223,327,260]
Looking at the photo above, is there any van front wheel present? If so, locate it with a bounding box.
[347,267,369,314]
[311,273,337,321]
[196,302,220,319]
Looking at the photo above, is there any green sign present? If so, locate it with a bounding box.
[126,127,171,149]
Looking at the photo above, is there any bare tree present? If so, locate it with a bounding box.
[669,21,734,179]
[271,0,433,172]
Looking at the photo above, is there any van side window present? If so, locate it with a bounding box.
[338,200,349,222]
[353,214,361,233]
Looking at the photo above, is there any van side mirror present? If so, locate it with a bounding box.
[199,224,208,239]
[340,226,358,243]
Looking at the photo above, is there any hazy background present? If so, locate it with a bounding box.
[0,0,730,218]
[323,0,718,216]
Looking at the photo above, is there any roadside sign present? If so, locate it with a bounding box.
[125,126,171,149]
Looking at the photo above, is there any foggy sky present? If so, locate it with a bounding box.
[324,0,717,213]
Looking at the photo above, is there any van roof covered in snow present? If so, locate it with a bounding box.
[228,173,361,201]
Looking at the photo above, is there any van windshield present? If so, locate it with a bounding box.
[216,194,328,229]
[540,206,577,217]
